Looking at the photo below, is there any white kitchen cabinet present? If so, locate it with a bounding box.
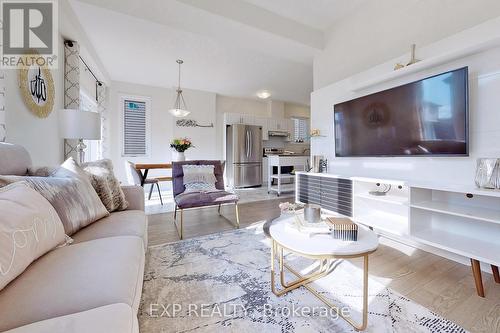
[224,113,255,125]
[254,117,269,140]
[224,113,239,124]
[224,113,293,141]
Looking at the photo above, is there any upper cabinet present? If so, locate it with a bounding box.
[224,113,293,141]
[224,113,255,125]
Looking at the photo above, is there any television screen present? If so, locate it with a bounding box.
[334,67,468,157]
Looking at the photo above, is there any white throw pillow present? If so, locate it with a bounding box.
[182,165,217,192]
[0,182,66,291]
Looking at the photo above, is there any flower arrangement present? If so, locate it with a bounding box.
[170,138,193,152]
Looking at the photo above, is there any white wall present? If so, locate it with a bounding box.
[311,17,500,186]
[4,37,64,166]
[314,0,500,89]
[4,0,108,166]
[108,81,217,182]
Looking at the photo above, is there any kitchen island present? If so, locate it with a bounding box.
[267,155,309,196]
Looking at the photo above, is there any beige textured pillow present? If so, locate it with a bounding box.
[0,175,109,236]
[82,159,128,212]
[0,182,66,291]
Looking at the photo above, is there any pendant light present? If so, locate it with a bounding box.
[169,59,190,117]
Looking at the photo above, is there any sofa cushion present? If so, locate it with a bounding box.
[3,303,137,333]
[71,210,148,248]
[0,236,145,332]
[0,176,109,236]
[82,159,129,212]
[0,182,66,291]
[174,190,239,209]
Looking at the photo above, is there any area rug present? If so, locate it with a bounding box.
[139,224,467,333]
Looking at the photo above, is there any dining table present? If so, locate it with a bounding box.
[134,163,173,186]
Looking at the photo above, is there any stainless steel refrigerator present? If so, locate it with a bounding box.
[226,124,263,188]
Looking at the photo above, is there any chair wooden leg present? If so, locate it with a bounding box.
[235,203,240,228]
[492,265,500,284]
[471,259,485,297]
[218,204,221,215]
[156,183,163,205]
[173,205,177,220]
[148,184,154,200]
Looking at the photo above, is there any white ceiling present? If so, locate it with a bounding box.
[69,0,363,105]
[243,0,366,31]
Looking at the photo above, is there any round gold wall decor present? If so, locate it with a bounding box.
[18,55,55,118]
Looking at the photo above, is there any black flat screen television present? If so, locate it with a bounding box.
[334,67,469,157]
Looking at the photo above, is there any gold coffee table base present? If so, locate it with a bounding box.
[270,240,371,331]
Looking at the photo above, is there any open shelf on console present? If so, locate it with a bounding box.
[410,200,500,266]
[411,200,500,225]
[354,210,408,236]
[411,225,500,266]
[355,192,408,205]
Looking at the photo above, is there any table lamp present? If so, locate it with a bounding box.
[59,109,101,164]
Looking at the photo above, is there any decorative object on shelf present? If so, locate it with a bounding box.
[393,44,420,71]
[308,128,325,138]
[304,204,321,223]
[326,217,358,241]
[170,137,193,161]
[319,158,328,173]
[176,119,214,128]
[369,183,392,196]
[169,59,190,118]
[312,155,323,173]
[475,158,499,189]
[278,202,302,215]
[59,109,102,164]
[18,54,55,118]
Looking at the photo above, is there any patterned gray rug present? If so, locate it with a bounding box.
[139,224,467,333]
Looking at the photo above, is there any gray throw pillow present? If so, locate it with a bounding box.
[81,159,128,212]
[0,175,109,236]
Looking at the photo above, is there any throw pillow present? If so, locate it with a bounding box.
[182,165,217,192]
[182,165,217,184]
[0,176,109,236]
[0,182,66,291]
[81,159,128,212]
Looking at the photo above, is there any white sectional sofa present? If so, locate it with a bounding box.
[0,143,147,333]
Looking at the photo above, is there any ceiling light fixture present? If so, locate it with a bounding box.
[257,90,271,99]
[169,59,190,117]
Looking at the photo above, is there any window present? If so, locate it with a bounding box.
[121,95,151,157]
[292,117,309,143]
[80,91,100,162]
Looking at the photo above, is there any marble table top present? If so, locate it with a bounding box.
[266,214,379,257]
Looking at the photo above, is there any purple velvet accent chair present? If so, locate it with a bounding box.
[172,160,239,239]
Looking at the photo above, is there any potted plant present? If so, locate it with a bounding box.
[170,137,193,161]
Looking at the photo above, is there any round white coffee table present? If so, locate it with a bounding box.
[265,214,379,331]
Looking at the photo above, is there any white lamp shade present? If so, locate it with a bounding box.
[59,109,101,140]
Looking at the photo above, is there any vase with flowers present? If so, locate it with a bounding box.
[170,137,193,161]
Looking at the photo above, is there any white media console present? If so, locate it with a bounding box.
[296,171,500,297]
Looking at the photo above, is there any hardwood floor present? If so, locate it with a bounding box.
[147,199,500,333]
